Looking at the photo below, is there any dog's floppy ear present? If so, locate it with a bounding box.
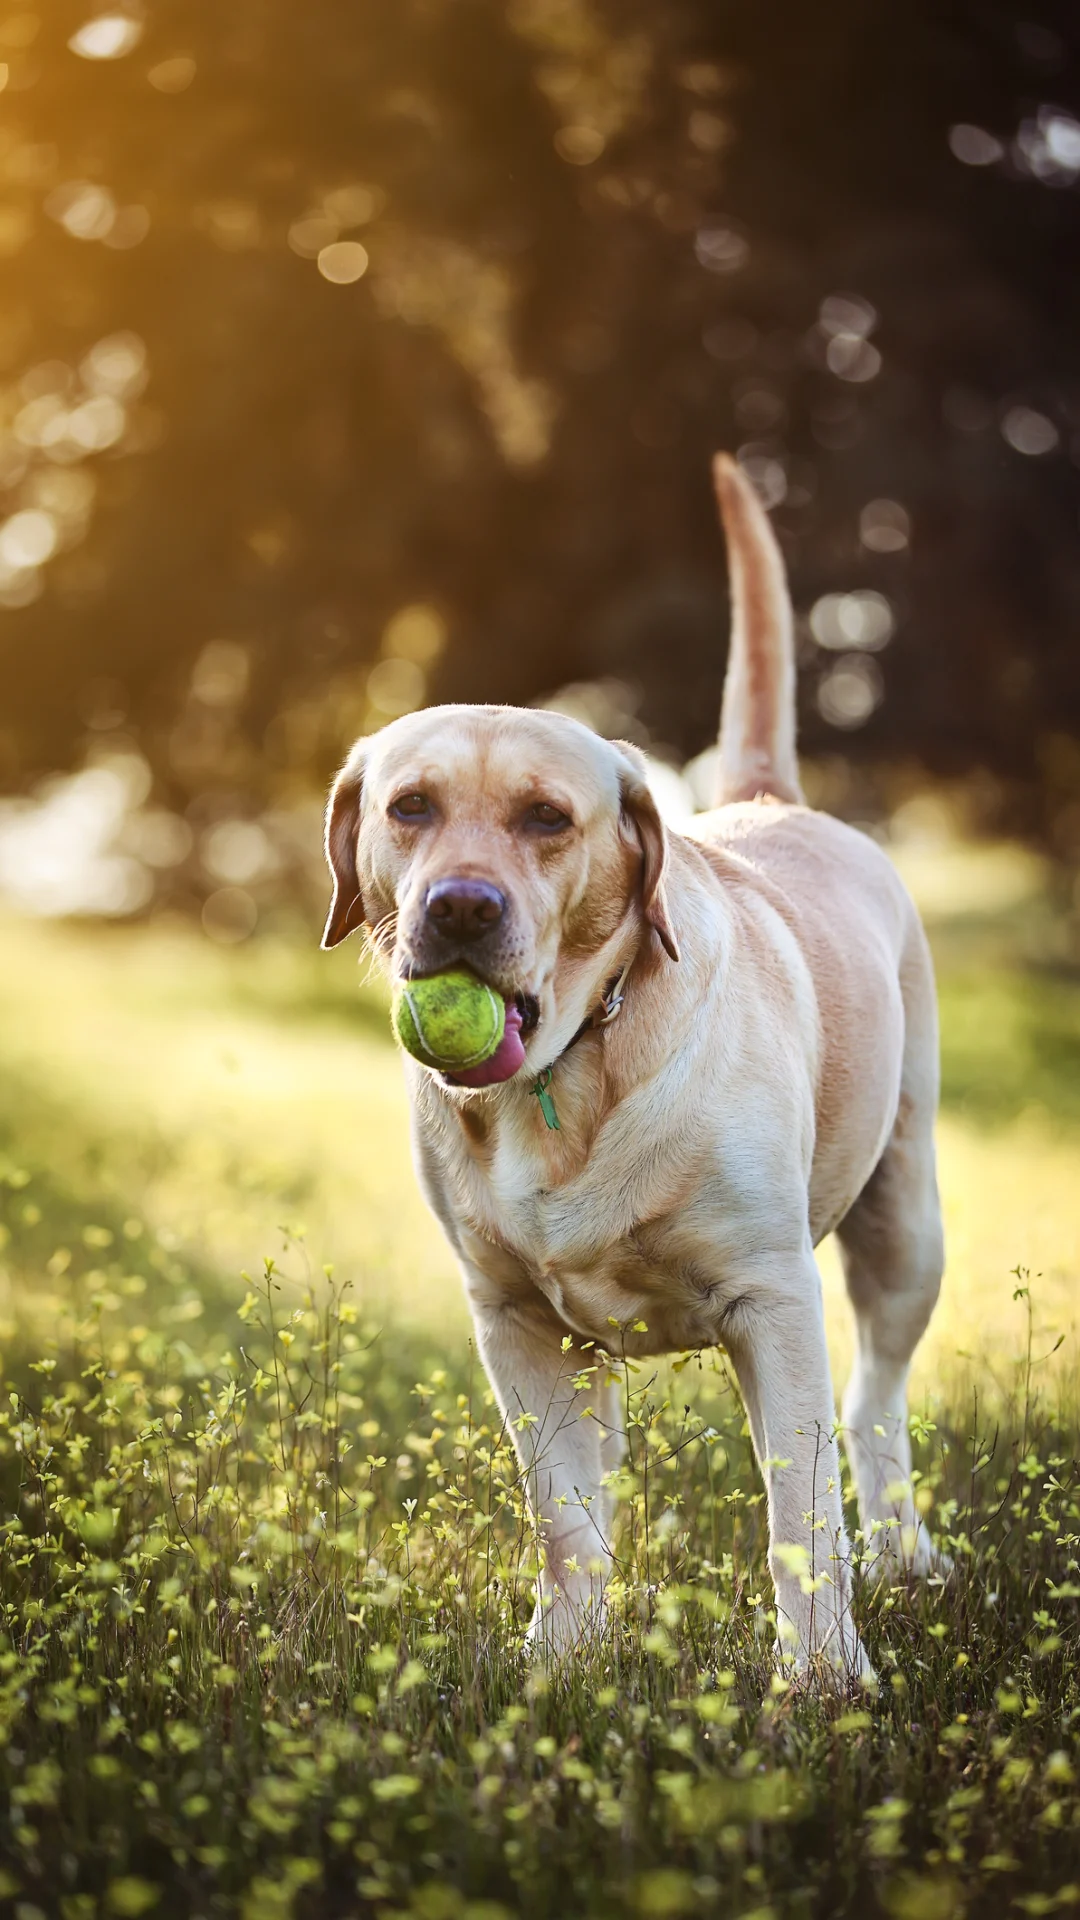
[321,748,367,949]
[612,742,680,962]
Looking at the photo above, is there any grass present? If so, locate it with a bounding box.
[0,838,1078,1919]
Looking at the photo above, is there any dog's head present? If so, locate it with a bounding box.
[321,705,678,1083]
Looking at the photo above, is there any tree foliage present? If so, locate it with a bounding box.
[2,0,1079,850]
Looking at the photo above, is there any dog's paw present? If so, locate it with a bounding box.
[788,1655,876,1698]
[775,1586,875,1692]
[859,1518,952,1584]
[525,1583,608,1659]
[785,1645,876,1696]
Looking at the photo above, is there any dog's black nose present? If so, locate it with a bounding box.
[424,878,506,943]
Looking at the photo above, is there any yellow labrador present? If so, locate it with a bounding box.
[322,456,945,1679]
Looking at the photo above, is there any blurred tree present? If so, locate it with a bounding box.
[0,0,1078,857]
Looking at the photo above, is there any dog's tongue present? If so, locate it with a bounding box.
[447,999,526,1088]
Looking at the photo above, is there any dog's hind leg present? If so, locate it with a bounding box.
[837,924,946,1575]
[722,1253,871,1682]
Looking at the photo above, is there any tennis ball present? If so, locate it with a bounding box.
[392,969,505,1071]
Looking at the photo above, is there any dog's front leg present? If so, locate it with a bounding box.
[724,1263,871,1684]
[463,1273,612,1653]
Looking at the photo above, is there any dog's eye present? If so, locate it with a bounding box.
[391,793,431,821]
[524,802,571,833]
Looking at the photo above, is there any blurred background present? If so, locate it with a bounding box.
[1,0,1080,922]
[0,0,1078,1379]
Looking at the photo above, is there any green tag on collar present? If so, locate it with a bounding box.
[531,1069,560,1130]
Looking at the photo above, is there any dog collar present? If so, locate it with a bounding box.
[530,962,631,1131]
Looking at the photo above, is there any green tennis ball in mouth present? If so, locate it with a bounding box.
[392,969,505,1071]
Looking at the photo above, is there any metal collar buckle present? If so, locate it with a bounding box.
[596,963,630,1028]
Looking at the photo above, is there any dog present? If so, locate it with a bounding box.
[321,454,945,1680]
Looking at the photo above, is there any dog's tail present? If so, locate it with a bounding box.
[711,453,804,807]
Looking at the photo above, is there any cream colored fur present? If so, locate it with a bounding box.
[321,454,946,1683]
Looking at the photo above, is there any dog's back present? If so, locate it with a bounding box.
[687,460,939,1240]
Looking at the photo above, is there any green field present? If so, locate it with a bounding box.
[1,842,1079,1919]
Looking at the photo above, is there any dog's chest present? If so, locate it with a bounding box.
[449,1107,760,1352]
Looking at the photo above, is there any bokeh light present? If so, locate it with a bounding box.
[554,126,605,165]
[45,180,117,242]
[949,125,1003,166]
[316,241,369,285]
[67,15,144,61]
[191,641,250,708]
[201,885,258,944]
[859,499,910,553]
[0,509,57,569]
[694,225,749,274]
[201,819,279,887]
[817,654,883,729]
[147,55,196,94]
[810,591,894,652]
[1001,405,1059,456]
